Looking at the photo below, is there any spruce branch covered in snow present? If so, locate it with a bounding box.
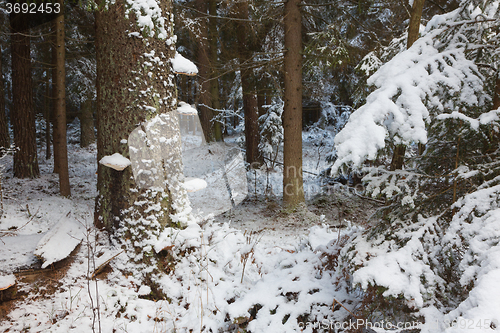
[258,99,284,168]
[333,0,500,329]
[331,1,492,174]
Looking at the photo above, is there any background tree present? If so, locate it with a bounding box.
[53,0,70,196]
[282,0,304,207]
[64,4,96,148]
[234,1,262,165]
[10,11,39,178]
[208,0,222,141]
[194,0,216,142]
[0,47,9,152]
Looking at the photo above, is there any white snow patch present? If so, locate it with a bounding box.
[99,153,132,171]
[183,177,207,192]
[0,274,15,289]
[171,52,198,75]
[34,219,85,269]
[177,101,197,115]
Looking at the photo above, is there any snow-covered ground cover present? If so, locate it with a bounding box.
[0,129,367,332]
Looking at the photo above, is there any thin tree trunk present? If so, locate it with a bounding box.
[390,144,406,171]
[407,0,426,48]
[490,73,500,151]
[80,94,95,147]
[236,1,261,166]
[40,24,53,161]
[52,21,60,174]
[196,0,215,143]
[44,69,51,160]
[0,48,9,151]
[209,0,222,141]
[10,12,39,178]
[391,0,426,167]
[54,3,70,196]
[283,0,304,207]
[493,74,500,110]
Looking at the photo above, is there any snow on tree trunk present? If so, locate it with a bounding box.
[94,0,192,287]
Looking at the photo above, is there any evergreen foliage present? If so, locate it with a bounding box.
[332,0,500,327]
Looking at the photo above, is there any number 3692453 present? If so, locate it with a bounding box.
[6,2,61,14]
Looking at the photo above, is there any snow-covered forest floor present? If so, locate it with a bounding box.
[0,124,379,332]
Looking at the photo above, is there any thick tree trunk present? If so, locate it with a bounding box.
[54,4,71,197]
[236,1,261,166]
[391,0,426,167]
[0,48,9,152]
[283,0,304,207]
[10,12,39,178]
[95,0,187,272]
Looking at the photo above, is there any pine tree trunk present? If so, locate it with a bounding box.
[236,1,261,166]
[80,94,95,148]
[196,0,215,143]
[95,0,187,267]
[407,0,426,48]
[493,74,500,110]
[0,49,9,152]
[391,0,426,167]
[54,3,71,197]
[390,144,406,171]
[283,0,304,207]
[209,0,222,141]
[52,22,60,174]
[241,74,260,166]
[44,70,51,160]
[10,12,39,178]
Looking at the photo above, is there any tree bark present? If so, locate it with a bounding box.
[80,94,95,147]
[10,12,39,178]
[0,48,9,152]
[283,0,305,207]
[236,1,261,166]
[52,22,60,174]
[407,0,426,48]
[209,0,222,141]
[54,3,71,197]
[95,0,187,252]
[390,144,406,171]
[195,0,215,142]
[44,69,51,160]
[493,74,500,110]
